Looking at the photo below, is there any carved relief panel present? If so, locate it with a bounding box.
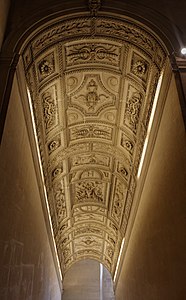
[22,14,167,277]
[123,84,144,134]
[110,178,127,227]
[67,74,117,116]
[65,39,122,69]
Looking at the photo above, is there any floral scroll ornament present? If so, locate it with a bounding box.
[42,90,56,129]
[75,79,108,112]
[132,60,147,77]
[125,92,142,132]
[48,138,60,154]
[75,181,103,203]
[54,184,67,220]
[39,59,54,76]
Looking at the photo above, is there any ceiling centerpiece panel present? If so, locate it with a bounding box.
[22,13,166,276]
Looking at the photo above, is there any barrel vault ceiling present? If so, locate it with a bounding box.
[22,4,166,277]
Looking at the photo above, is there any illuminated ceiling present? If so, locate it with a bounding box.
[22,3,166,277]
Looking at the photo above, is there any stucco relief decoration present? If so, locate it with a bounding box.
[52,164,63,180]
[74,225,103,237]
[130,53,149,81]
[70,124,112,141]
[120,133,134,155]
[73,205,106,217]
[41,86,57,130]
[74,181,104,204]
[22,12,167,276]
[111,179,127,225]
[66,42,120,67]
[68,74,116,115]
[71,153,110,167]
[86,79,99,110]
[144,73,159,128]
[76,236,102,251]
[124,91,143,133]
[117,162,129,181]
[48,136,61,154]
[32,19,92,55]
[132,60,146,76]
[62,245,71,263]
[76,249,101,260]
[107,247,114,260]
[53,182,67,221]
[73,210,105,223]
[107,235,116,247]
[97,20,153,52]
[37,52,55,81]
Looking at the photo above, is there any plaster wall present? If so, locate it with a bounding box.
[115,75,186,299]
[63,259,100,300]
[63,259,115,300]
[0,76,62,299]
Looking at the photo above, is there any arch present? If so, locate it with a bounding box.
[13,6,171,280]
[1,1,184,144]
[63,258,115,300]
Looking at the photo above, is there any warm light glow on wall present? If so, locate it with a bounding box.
[137,72,163,179]
[100,263,103,300]
[113,238,125,282]
[26,86,63,282]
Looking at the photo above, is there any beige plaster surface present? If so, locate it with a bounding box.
[63,259,115,300]
[0,76,62,300]
[115,75,186,299]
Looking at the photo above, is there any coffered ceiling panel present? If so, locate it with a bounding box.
[22,13,166,277]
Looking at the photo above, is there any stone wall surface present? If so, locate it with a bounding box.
[115,75,186,299]
[63,259,115,300]
[0,76,62,300]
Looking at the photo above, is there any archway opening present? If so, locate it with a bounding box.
[63,259,115,300]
